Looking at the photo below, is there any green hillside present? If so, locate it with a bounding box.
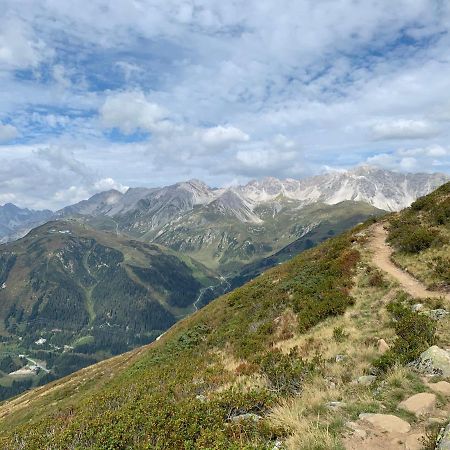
[0,183,448,449]
[0,220,219,401]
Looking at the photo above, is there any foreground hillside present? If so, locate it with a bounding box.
[0,183,449,449]
[0,220,219,400]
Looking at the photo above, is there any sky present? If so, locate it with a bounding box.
[1,0,450,210]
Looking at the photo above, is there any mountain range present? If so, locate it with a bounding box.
[58,166,447,272]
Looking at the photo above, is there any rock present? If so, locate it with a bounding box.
[429,309,449,321]
[438,424,450,450]
[357,375,377,385]
[326,401,346,410]
[272,440,283,449]
[358,413,411,434]
[345,421,367,439]
[414,346,450,377]
[398,392,436,416]
[195,394,207,402]
[428,417,447,425]
[335,354,346,362]
[404,433,425,450]
[230,413,261,423]
[377,338,390,354]
[428,381,450,396]
[412,303,424,312]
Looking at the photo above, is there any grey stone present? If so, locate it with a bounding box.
[414,346,450,377]
[429,309,449,321]
[438,424,450,450]
[335,354,346,362]
[230,413,261,422]
[326,401,346,410]
[357,375,377,385]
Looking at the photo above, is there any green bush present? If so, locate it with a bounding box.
[332,326,349,342]
[374,300,436,371]
[259,347,321,395]
[389,224,437,253]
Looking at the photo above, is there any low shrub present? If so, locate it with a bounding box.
[374,299,436,371]
[259,347,322,396]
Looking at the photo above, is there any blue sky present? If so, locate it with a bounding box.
[0,0,450,209]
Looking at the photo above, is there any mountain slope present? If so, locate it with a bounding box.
[1,182,448,449]
[0,203,52,244]
[0,220,219,400]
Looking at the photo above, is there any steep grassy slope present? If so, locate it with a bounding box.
[0,220,218,400]
[387,181,450,291]
[0,183,448,449]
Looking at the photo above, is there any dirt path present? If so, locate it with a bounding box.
[369,223,450,301]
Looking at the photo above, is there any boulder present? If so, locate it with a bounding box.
[429,309,449,321]
[438,424,450,450]
[414,346,450,377]
[326,401,346,410]
[412,303,424,312]
[357,375,377,385]
[358,413,411,434]
[345,421,367,439]
[377,338,390,354]
[230,413,261,422]
[428,381,450,396]
[398,392,436,416]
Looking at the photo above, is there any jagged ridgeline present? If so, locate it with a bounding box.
[0,216,362,448]
[0,220,219,398]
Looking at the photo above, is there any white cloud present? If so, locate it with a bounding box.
[0,18,52,70]
[93,177,128,193]
[0,145,127,209]
[367,144,450,173]
[398,145,450,158]
[370,119,439,140]
[196,125,249,148]
[0,123,18,142]
[0,0,449,207]
[100,91,172,135]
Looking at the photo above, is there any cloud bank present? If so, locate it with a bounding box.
[0,0,449,208]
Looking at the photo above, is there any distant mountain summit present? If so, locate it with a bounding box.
[0,203,52,243]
